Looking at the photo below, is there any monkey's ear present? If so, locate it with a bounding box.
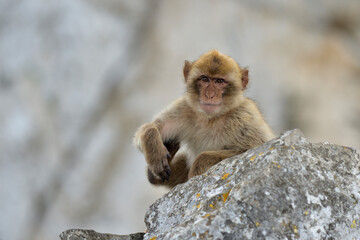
[183,60,192,82]
[241,68,249,89]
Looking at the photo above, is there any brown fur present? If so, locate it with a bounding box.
[147,154,189,188]
[134,50,274,188]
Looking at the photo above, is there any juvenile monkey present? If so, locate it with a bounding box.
[134,50,274,188]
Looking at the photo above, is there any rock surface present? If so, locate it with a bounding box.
[144,129,360,239]
[59,229,144,240]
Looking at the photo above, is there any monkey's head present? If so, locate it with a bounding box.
[183,50,249,116]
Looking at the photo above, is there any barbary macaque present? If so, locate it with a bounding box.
[134,50,274,188]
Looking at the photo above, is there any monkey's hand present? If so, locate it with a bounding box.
[145,144,172,182]
[135,123,173,182]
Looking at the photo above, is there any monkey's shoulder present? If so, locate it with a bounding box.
[232,98,275,140]
[225,98,262,119]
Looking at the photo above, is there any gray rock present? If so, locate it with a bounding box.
[144,129,360,239]
[59,229,144,240]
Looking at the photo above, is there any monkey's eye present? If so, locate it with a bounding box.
[215,78,225,84]
[199,75,209,82]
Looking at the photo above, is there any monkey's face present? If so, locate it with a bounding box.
[184,50,248,116]
[196,75,229,113]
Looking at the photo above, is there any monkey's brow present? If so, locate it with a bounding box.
[198,76,226,81]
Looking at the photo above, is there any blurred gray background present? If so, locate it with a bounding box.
[0,0,359,239]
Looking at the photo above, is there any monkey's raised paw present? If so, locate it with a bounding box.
[147,153,172,182]
[147,164,171,184]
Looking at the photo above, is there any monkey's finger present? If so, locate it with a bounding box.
[164,164,171,177]
[159,169,170,182]
[147,168,161,184]
[159,159,171,181]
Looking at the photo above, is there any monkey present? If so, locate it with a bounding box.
[134,50,274,188]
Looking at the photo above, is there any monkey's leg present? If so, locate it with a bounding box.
[189,150,240,179]
[147,154,189,188]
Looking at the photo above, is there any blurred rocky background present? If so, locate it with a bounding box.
[0,0,359,240]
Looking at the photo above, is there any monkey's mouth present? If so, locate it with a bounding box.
[199,102,222,113]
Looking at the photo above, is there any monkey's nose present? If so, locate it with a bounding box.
[206,95,214,100]
[205,90,216,99]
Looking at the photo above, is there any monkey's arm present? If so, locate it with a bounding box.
[189,150,242,178]
[133,99,185,181]
[134,123,172,181]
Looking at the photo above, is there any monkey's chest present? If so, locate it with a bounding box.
[181,123,227,157]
